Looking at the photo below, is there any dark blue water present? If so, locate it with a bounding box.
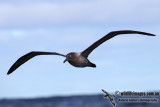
[0,95,159,107]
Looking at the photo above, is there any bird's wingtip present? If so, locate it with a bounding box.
[7,72,11,75]
[144,32,156,36]
[151,34,156,36]
[7,70,12,75]
[101,89,105,92]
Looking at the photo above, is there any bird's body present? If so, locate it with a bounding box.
[66,52,88,67]
[65,52,96,67]
[7,30,155,75]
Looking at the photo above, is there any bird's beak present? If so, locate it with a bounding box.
[63,59,67,63]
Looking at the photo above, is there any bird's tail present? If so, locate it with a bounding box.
[90,63,96,67]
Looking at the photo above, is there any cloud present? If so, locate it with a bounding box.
[0,0,159,28]
[0,29,28,42]
[0,33,9,42]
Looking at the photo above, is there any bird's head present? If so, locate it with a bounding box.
[63,53,75,63]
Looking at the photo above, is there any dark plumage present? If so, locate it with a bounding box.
[7,30,155,75]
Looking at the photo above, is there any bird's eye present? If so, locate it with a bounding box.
[69,55,72,57]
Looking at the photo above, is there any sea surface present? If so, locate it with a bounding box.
[0,94,159,107]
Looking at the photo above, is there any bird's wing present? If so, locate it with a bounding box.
[7,51,65,75]
[102,89,108,94]
[81,30,155,58]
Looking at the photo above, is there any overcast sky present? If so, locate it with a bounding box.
[0,0,160,99]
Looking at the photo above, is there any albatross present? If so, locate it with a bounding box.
[7,30,155,75]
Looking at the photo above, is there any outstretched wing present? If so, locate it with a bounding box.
[7,51,65,75]
[81,30,155,58]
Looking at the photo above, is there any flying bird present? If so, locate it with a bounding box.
[7,30,155,75]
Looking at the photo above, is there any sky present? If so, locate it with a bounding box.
[0,0,160,99]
